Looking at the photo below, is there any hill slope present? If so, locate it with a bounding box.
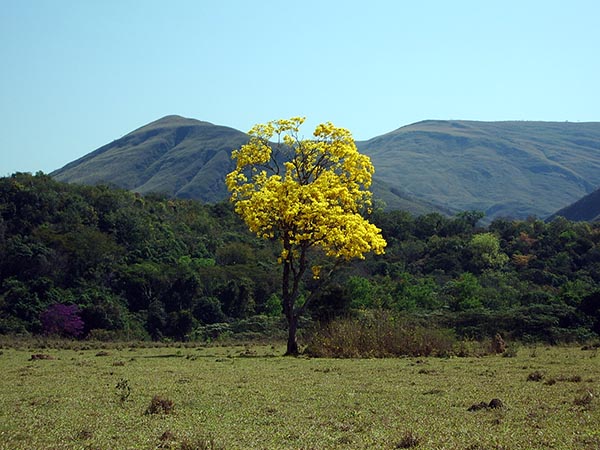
[52,116,448,215]
[357,120,600,219]
[550,187,600,222]
[52,115,248,202]
[53,117,600,219]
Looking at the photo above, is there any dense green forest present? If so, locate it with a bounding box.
[1,172,600,343]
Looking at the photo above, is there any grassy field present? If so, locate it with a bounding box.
[0,342,599,449]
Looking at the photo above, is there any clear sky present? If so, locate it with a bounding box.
[1,0,599,175]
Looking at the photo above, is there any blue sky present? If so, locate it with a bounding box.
[1,0,599,175]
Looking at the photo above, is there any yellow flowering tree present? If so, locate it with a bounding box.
[226,117,386,355]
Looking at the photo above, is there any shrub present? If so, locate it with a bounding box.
[115,378,131,404]
[394,431,421,448]
[502,343,519,358]
[190,322,232,341]
[145,395,175,415]
[305,311,459,358]
[29,353,54,360]
[573,388,595,408]
[40,303,84,337]
[527,371,544,382]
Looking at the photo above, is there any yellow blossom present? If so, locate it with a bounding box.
[227,117,386,264]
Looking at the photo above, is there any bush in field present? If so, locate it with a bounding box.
[145,395,175,415]
[40,303,84,337]
[394,431,421,448]
[305,311,459,357]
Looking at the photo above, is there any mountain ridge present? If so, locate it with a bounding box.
[357,119,600,219]
[52,115,448,215]
[52,115,600,220]
[53,115,248,202]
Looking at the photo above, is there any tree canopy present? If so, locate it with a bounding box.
[226,118,386,354]
[2,172,600,347]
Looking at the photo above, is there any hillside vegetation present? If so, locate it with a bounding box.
[52,116,600,220]
[2,173,600,344]
[551,186,600,222]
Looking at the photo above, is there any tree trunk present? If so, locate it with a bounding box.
[281,246,300,356]
[285,313,299,356]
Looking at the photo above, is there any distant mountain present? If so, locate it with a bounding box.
[549,187,600,222]
[357,120,600,219]
[52,115,448,215]
[53,116,600,220]
[52,115,247,202]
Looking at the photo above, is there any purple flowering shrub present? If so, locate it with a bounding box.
[41,303,84,337]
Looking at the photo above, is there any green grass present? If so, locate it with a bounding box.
[1,343,599,449]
